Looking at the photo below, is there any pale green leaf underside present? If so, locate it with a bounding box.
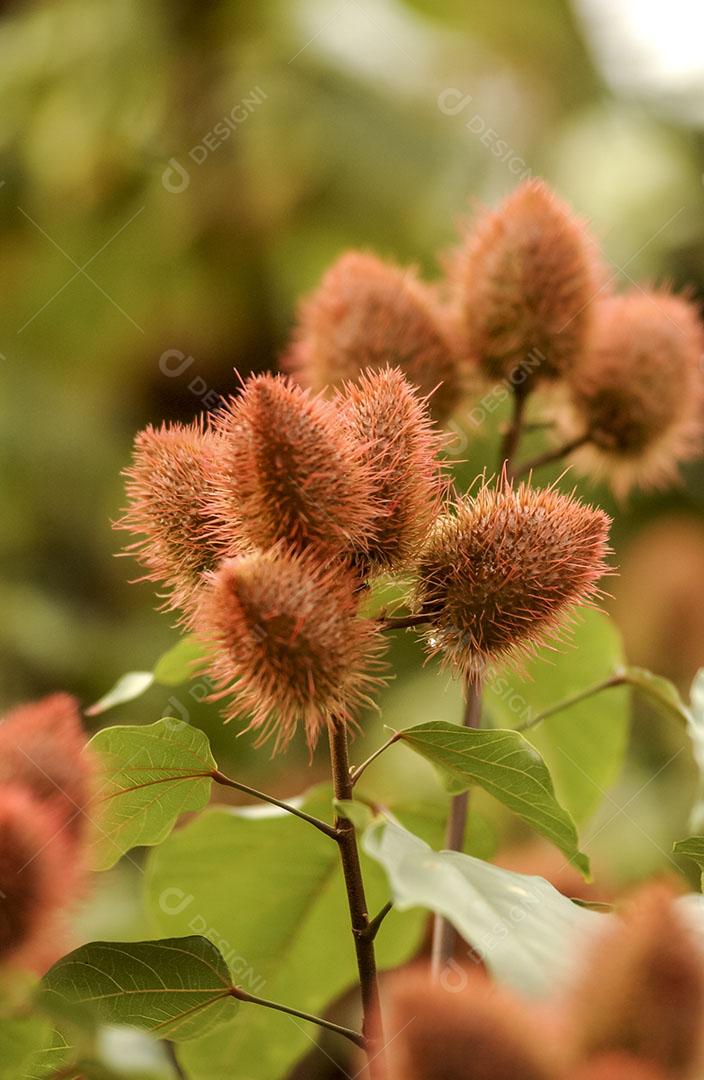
[363,818,603,996]
[686,669,704,831]
[42,937,235,1042]
[88,719,215,871]
[399,720,589,877]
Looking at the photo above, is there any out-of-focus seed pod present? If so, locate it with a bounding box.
[556,290,704,496]
[212,373,379,561]
[384,967,559,1080]
[194,547,387,751]
[337,367,447,574]
[0,694,93,844]
[569,885,704,1079]
[119,419,234,619]
[0,785,73,972]
[413,476,610,681]
[449,179,603,388]
[285,251,462,422]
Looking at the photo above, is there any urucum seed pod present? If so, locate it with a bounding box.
[212,373,379,560]
[338,367,447,573]
[285,251,462,422]
[119,418,234,619]
[194,546,388,751]
[413,477,610,681]
[556,290,704,496]
[449,179,603,389]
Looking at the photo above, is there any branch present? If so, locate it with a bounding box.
[367,900,394,941]
[378,613,431,633]
[232,986,364,1049]
[515,674,626,733]
[431,677,483,979]
[211,771,339,840]
[499,383,530,479]
[512,432,591,480]
[349,732,401,787]
[329,721,386,1078]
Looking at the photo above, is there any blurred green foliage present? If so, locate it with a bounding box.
[3,0,704,893]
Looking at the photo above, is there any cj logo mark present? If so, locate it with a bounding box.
[162,158,190,194]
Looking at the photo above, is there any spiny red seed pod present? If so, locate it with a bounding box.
[211,373,378,559]
[337,367,447,574]
[193,547,387,751]
[557,290,704,496]
[0,785,74,972]
[119,418,235,619]
[413,476,610,681]
[449,179,603,387]
[568,885,704,1078]
[384,968,559,1080]
[285,251,462,422]
[0,694,94,844]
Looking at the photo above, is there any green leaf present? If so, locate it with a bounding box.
[42,938,236,1042]
[88,719,216,871]
[485,608,628,822]
[24,1029,75,1080]
[673,836,704,885]
[398,721,589,877]
[364,818,603,996]
[145,787,426,1080]
[87,636,205,716]
[0,1015,53,1075]
[152,637,206,686]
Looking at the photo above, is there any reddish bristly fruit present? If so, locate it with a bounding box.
[413,476,611,681]
[285,251,462,422]
[119,418,234,619]
[557,290,704,496]
[212,373,378,560]
[337,367,447,573]
[193,547,388,751]
[568,884,704,1079]
[384,967,558,1080]
[0,694,93,844]
[0,785,74,972]
[449,179,603,388]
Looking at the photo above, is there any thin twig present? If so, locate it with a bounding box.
[378,613,431,632]
[212,770,339,840]
[232,986,365,1049]
[498,383,530,479]
[367,900,394,941]
[329,720,386,1079]
[512,432,591,479]
[431,678,483,980]
[515,674,626,732]
[350,732,401,787]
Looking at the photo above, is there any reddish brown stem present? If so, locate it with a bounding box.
[513,432,591,479]
[430,678,483,978]
[328,720,386,1079]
